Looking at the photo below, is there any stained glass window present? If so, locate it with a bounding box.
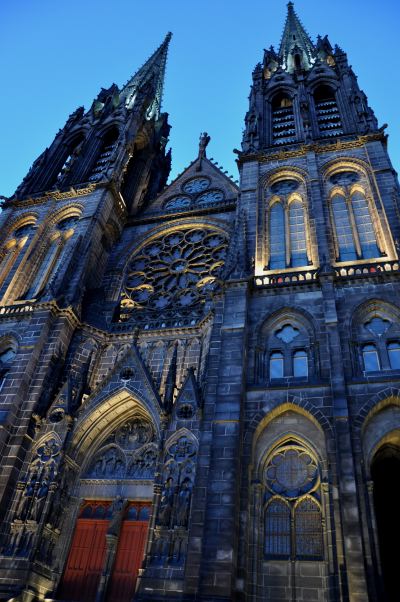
[295,497,323,558]
[265,499,291,557]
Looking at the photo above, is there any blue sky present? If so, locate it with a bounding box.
[1,0,399,197]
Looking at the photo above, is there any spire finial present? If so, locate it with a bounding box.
[279,2,314,72]
[120,32,172,117]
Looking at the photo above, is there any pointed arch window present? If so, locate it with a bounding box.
[289,200,308,267]
[314,85,343,137]
[0,223,35,291]
[331,193,357,261]
[330,180,381,262]
[271,93,296,145]
[293,349,308,377]
[266,181,311,271]
[88,128,119,182]
[351,191,379,258]
[25,216,78,299]
[269,203,286,269]
[295,497,324,558]
[264,445,323,561]
[54,134,85,187]
[265,499,291,557]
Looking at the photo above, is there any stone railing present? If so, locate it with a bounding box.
[254,269,319,288]
[334,260,400,278]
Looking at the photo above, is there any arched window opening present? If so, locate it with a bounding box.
[289,200,308,267]
[54,134,85,186]
[264,445,323,561]
[271,93,296,145]
[269,203,286,269]
[121,147,150,213]
[270,351,284,379]
[0,223,35,290]
[88,128,119,182]
[25,216,78,299]
[314,85,342,138]
[387,341,400,370]
[362,343,380,372]
[331,193,357,261]
[265,499,291,558]
[294,53,302,71]
[293,349,308,377]
[351,191,379,258]
[371,445,400,601]
[295,497,323,558]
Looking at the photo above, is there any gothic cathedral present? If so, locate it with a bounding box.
[0,4,398,602]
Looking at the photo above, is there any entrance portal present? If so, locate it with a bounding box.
[371,445,400,602]
[59,501,149,602]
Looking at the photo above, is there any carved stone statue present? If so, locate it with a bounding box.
[175,478,192,528]
[158,477,174,527]
[197,132,211,169]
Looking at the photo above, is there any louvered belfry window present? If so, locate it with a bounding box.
[314,85,343,138]
[271,94,296,145]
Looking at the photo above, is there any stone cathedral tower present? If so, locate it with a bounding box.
[0,4,399,602]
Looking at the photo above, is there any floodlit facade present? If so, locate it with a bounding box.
[0,3,399,601]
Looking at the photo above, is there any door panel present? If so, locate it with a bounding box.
[107,521,148,602]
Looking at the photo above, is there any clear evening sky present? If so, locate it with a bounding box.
[1,0,399,197]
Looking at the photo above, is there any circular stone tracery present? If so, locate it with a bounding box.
[119,227,228,322]
[265,447,319,498]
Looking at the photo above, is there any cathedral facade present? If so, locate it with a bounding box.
[0,4,399,601]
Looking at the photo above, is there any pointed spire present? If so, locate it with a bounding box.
[279,2,314,72]
[120,32,172,118]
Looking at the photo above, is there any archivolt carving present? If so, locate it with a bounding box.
[84,418,156,480]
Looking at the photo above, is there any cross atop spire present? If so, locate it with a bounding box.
[120,32,172,119]
[279,2,314,72]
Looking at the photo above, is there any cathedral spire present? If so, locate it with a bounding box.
[279,2,314,72]
[120,32,172,118]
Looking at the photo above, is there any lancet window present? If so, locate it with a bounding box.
[266,178,311,271]
[328,170,383,262]
[25,215,79,299]
[0,222,35,290]
[88,128,119,182]
[264,444,323,560]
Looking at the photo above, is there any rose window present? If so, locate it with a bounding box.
[265,447,318,498]
[119,227,228,324]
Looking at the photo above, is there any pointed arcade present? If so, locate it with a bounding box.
[279,2,314,72]
[120,32,172,118]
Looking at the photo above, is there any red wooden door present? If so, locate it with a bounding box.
[107,520,149,602]
[59,518,108,601]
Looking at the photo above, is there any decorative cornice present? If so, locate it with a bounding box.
[237,132,387,164]
[8,184,98,208]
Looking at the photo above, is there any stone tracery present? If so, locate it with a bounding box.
[118,227,228,325]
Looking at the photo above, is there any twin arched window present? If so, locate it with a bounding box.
[257,320,313,383]
[328,171,382,262]
[354,313,400,374]
[264,445,323,560]
[267,179,311,271]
